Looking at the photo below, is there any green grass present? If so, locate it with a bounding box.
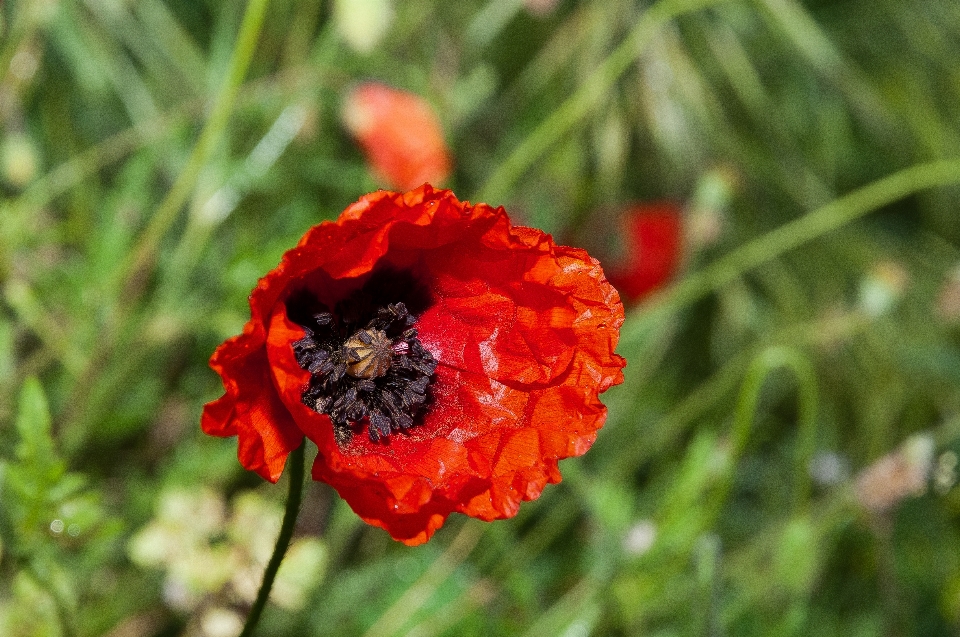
[2,0,960,635]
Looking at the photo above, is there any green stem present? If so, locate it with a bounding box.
[26,563,77,637]
[727,346,818,514]
[239,442,306,637]
[694,534,722,637]
[622,158,960,346]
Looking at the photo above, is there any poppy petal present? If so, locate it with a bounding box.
[203,185,624,543]
[606,203,683,301]
[202,331,303,482]
[343,83,451,191]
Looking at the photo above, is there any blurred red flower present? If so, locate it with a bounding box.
[202,186,625,545]
[605,203,682,302]
[342,83,452,191]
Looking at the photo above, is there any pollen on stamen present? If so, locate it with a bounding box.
[288,280,438,446]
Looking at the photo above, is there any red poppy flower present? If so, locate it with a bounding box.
[202,185,625,545]
[342,83,452,191]
[605,203,683,302]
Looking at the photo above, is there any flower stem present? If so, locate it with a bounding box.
[238,441,306,637]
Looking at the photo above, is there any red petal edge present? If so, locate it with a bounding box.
[204,185,625,545]
[201,324,303,483]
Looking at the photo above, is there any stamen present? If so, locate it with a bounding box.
[289,277,437,446]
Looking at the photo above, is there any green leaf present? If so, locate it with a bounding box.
[14,377,54,463]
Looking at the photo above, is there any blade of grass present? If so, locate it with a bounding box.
[361,522,484,637]
[622,158,960,346]
[2,280,85,376]
[58,0,273,448]
[56,2,159,124]
[116,0,272,298]
[519,578,599,637]
[752,0,891,130]
[133,0,207,94]
[726,346,818,512]
[399,580,496,637]
[478,0,732,203]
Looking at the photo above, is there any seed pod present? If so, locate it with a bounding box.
[343,328,394,379]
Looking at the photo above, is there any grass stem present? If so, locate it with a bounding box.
[623,158,960,345]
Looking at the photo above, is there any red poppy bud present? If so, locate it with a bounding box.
[202,186,625,545]
[342,83,452,191]
[605,203,683,302]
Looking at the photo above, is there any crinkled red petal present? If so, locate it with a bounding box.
[201,326,303,483]
[251,185,624,544]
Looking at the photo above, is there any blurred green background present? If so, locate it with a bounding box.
[3,0,960,635]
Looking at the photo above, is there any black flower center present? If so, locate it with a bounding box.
[288,273,438,446]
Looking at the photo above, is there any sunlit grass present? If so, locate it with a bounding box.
[1,0,960,635]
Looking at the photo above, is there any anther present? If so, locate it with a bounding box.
[289,274,437,446]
